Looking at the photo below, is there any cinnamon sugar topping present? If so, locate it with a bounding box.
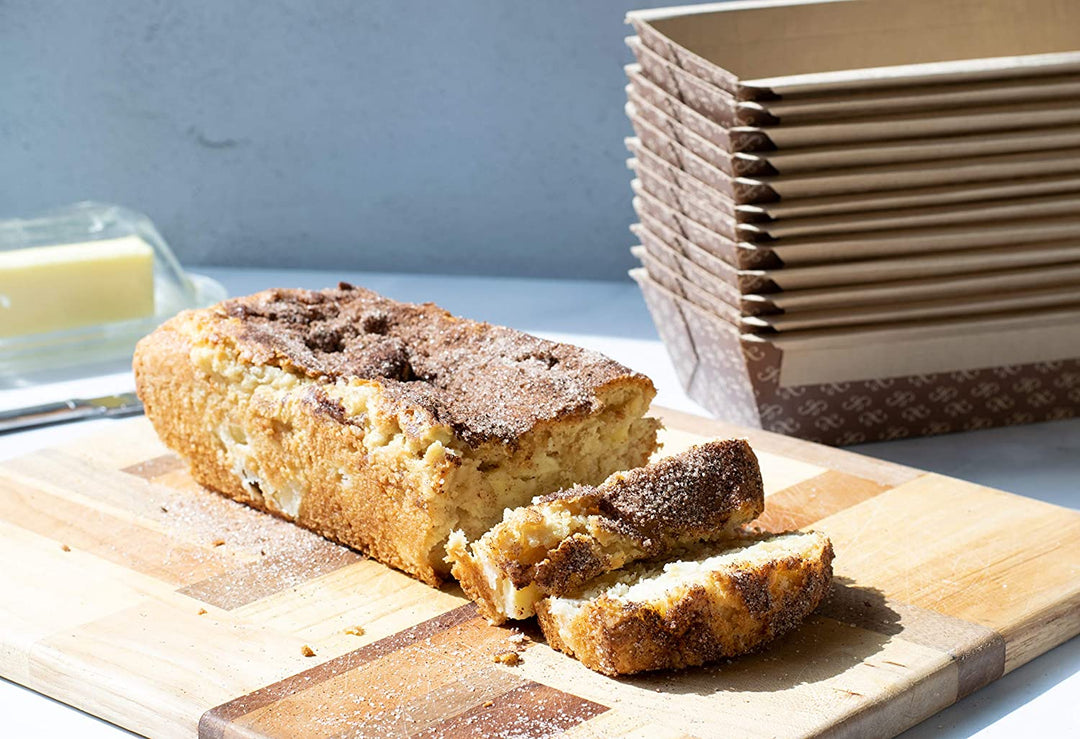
[543,439,764,543]
[212,284,650,444]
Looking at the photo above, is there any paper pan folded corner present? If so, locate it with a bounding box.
[632,269,1080,445]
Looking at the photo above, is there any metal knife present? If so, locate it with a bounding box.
[0,392,144,434]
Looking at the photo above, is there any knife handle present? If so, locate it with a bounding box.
[0,399,105,434]
[0,395,146,434]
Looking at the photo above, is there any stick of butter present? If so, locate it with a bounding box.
[0,235,155,338]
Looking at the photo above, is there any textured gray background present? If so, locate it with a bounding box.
[0,0,719,280]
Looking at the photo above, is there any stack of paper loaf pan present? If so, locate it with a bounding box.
[625,0,1080,445]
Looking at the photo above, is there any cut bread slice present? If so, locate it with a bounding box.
[446,440,764,623]
[535,531,834,676]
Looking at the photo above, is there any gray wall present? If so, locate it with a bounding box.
[1,1,717,280]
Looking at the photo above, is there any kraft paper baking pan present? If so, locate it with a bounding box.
[631,192,1080,293]
[743,191,1080,240]
[632,218,742,304]
[752,75,1080,125]
[634,241,1080,333]
[633,246,743,326]
[630,45,1080,128]
[629,141,1080,228]
[746,263,1080,315]
[746,286,1080,332]
[743,242,1080,292]
[625,66,768,153]
[628,37,1080,147]
[631,183,758,269]
[627,0,1080,99]
[628,91,1080,176]
[634,218,1080,317]
[632,268,1080,445]
[744,174,1080,221]
[630,151,1080,263]
[631,170,1080,275]
[631,123,1080,203]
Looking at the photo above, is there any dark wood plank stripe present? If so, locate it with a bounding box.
[121,453,186,480]
[177,547,362,610]
[198,603,478,739]
[756,469,891,531]
[954,635,1008,700]
[819,581,1006,700]
[412,681,608,739]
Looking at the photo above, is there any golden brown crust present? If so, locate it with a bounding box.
[134,286,660,586]
[133,318,250,505]
[531,532,612,593]
[445,531,502,611]
[133,315,456,582]
[535,532,834,676]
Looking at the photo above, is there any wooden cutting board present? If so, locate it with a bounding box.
[1,407,1077,738]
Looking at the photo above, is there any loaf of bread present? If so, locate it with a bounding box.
[446,440,765,624]
[133,284,661,585]
[535,530,834,676]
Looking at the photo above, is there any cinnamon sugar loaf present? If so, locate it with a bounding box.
[133,284,661,585]
[446,440,765,624]
[535,530,834,676]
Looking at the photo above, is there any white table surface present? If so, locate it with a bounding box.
[1,267,1077,738]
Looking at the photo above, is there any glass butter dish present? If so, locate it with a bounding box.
[0,202,226,376]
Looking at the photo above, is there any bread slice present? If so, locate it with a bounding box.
[133,284,660,585]
[535,531,834,676]
[446,440,764,623]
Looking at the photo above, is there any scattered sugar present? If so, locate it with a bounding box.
[136,474,355,587]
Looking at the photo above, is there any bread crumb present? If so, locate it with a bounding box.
[160,505,169,513]
[60,544,71,552]
[197,608,207,616]
[482,700,495,708]
[301,645,316,657]
[344,625,365,636]
[211,538,226,547]
[493,650,520,666]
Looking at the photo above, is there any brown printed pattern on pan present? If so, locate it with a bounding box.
[635,273,1080,445]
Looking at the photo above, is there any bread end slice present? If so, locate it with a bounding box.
[535,530,834,676]
[447,439,765,623]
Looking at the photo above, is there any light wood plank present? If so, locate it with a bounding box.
[518,616,957,739]
[813,473,1080,670]
[228,559,463,655]
[30,597,318,739]
[654,407,924,488]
